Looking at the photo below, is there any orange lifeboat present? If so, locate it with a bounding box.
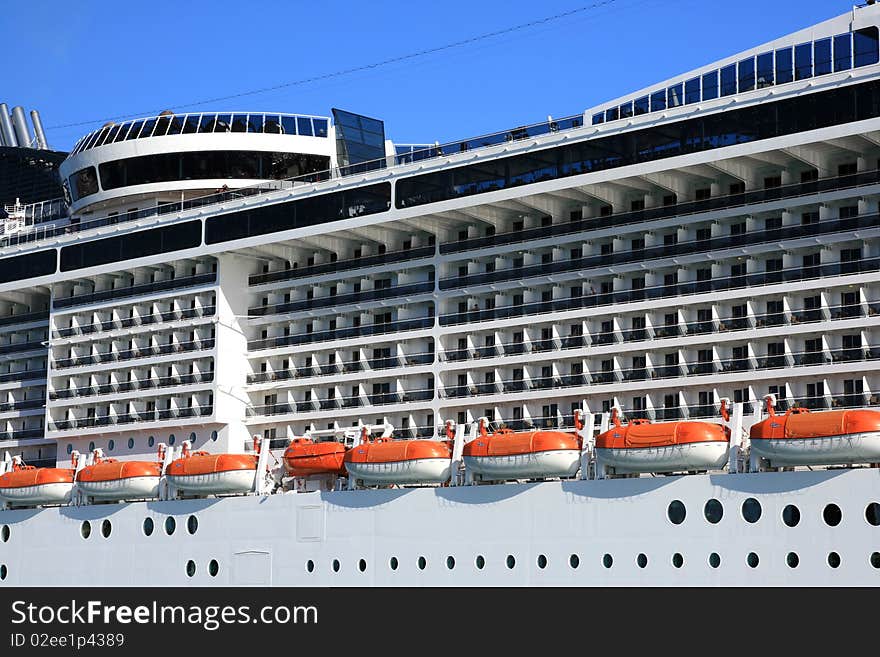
[76,451,162,501]
[462,419,582,480]
[165,444,257,495]
[595,407,730,474]
[344,429,451,485]
[0,459,75,506]
[283,438,346,477]
[750,400,880,467]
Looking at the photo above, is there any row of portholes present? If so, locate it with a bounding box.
[667,499,880,527]
[66,431,218,455]
[79,515,199,539]
[306,551,880,573]
[185,559,219,578]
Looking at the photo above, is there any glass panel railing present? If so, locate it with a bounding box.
[248,316,434,350]
[50,406,213,431]
[0,369,47,383]
[53,338,214,369]
[53,273,217,310]
[0,341,45,355]
[0,311,49,328]
[49,372,214,400]
[249,281,434,317]
[53,305,216,338]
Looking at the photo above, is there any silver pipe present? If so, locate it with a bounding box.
[0,104,17,147]
[11,106,30,147]
[29,110,48,149]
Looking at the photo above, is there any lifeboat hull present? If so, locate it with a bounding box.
[283,441,346,477]
[77,476,160,500]
[464,450,581,479]
[0,482,73,506]
[596,441,729,474]
[750,431,880,467]
[166,469,256,495]
[345,458,451,485]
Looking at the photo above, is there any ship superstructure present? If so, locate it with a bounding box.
[0,5,880,586]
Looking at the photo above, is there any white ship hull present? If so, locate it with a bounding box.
[76,476,160,500]
[345,458,451,485]
[464,450,581,479]
[166,470,255,495]
[750,431,880,467]
[596,442,729,474]
[0,482,73,506]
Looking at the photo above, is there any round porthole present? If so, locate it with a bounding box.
[747,552,759,568]
[189,432,196,443]
[866,502,880,526]
[823,503,842,527]
[148,436,155,447]
[332,559,340,572]
[143,518,154,536]
[506,555,515,569]
[709,553,721,568]
[88,441,95,452]
[704,499,723,524]
[637,553,648,568]
[108,440,115,452]
[1,525,9,543]
[667,500,686,525]
[602,554,613,569]
[187,515,198,535]
[306,560,315,573]
[475,555,485,570]
[570,554,580,569]
[537,555,548,569]
[871,552,880,569]
[446,556,456,570]
[127,438,134,449]
[827,552,841,568]
[186,560,196,577]
[358,559,367,572]
[169,434,176,445]
[782,505,800,527]
[165,517,176,535]
[211,431,218,442]
[417,556,427,570]
[389,557,399,571]
[786,552,799,568]
[66,444,72,455]
[672,553,684,568]
[742,498,762,523]
[80,521,91,539]
[208,560,219,577]
[0,565,6,580]
[101,519,111,538]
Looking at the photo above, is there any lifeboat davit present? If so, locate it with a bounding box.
[0,460,75,506]
[283,438,346,477]
[595,408,730,474]
[344,429,451,485]
[462,420,582,479]
[76,452,162,501]
[165,445,257,495]
[750,402,880,467]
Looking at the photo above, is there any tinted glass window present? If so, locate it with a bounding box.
[0,250,55,283]
[198,115,217,133]
[757,52,774,87]
[834,33,852,71]
[795,42,812,79]
[605,107,619,122]
[776,47,794,83]
[138,119,156,138]
[230,114,249,132]
[738,57,755,92]
[814,38,832,75]
[634,96,649,115]
[124,120,144,140]
[619,102,633,118]
[685,77,700,104]
[720,64,737,96]
[591,112,604,125]
[264,115,282,134]
[281,116,298,135]
[667,83,683,107]
[702,70,718,99]
[214,114,231,132]
[313,118,329,137]
[69,166,99,201]
[650,90,666,111]
[855,26,880,67]
[248,114,264,133]
[297,117,314,136]
[182,115,201,133]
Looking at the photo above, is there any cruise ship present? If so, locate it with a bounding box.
[0,5,879,586]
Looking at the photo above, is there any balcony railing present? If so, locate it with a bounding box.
[0,311,49,328]
[0,369,47,384]
[246,351,434,384]
[0,399,44,412]
[248,316,434,351]
[439,169,880,255]
[439,257,880,326]
[54,305,216,338]
[53,338,215,369]
[0,428,44,441]
[249,245,435,285]
[0,340,46,356]
[53,273,217,310]
[249,281,434,317]
[50,372,214,400]
[50,406,213,431]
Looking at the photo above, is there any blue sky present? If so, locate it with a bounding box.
[3,0,858,151]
